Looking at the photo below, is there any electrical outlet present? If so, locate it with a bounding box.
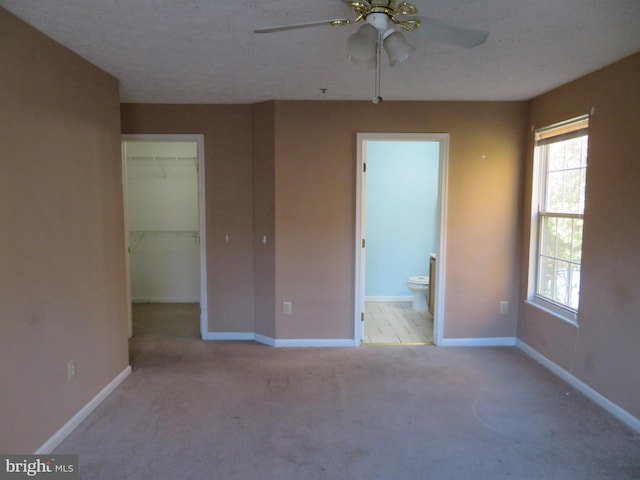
[499,301,509,314]
[282,301,292,315]
[67,360,76,382]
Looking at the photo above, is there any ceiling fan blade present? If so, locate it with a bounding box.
[413,16,488,48]
[254,19,350,34]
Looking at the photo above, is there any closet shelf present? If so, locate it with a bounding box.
[129,230,199,238]
[129,230,199,237]
[129,230,200,249]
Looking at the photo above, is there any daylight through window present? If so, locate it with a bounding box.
[532,116,588,316]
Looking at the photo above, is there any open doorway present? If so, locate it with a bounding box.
[355,133,448,346]
[122,135,207,340]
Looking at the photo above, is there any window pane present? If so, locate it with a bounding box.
[545,167,586,213]
[541,216,557,257]
[564,137,585,169]
[548,143,566,171]
[556,217,573,262]
[538,215,583,310]
[543,134,587,215]
[553,259,570,306]
[571,219,583,263]
[539,256,555,299]
[569,263,581,309]
[562,168,582,213]
[546,171,565,211]
[578,167,586,213]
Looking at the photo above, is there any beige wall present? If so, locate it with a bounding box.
[519,53,640,419]
[253,102,276,338]
[0,8,128,453]
[273,101,527,340]
[123,101,527,342]
[121,104,256,334]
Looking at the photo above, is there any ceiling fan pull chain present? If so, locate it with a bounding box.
[373,32,383,103]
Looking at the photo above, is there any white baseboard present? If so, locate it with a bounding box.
[202,332,255,341]
[273,338,355,348]
[439,337,517,347]
[255,334,276,347]
[365,296,412,302]
[203,332,354,348]
[133,298,200,303]
[517,340,640,434]
[35,365,132,454]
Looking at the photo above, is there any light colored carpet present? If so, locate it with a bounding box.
[54,304,640,479]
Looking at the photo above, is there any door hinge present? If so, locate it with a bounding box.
[361,312,365,322]
[362,238,365,248]
[363,162,366,173]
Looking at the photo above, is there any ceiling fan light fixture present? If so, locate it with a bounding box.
[382,30,415,67]
[347,23,379,64]
[349,55,377,69]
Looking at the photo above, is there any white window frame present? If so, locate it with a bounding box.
[527,116,589,325]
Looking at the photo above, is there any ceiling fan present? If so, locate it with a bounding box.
[255,1,488,102]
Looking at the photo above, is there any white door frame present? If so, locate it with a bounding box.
[354,132,449,346]
[121,134,208,338]
[121,143,134,338]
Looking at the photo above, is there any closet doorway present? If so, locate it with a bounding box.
[122,135,207,339]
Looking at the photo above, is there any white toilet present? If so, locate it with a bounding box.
[407,275,429,311]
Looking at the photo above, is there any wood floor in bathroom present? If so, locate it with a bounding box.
[363,301,433,345]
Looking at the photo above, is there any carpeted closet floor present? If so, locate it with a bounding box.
[54,303,640,479]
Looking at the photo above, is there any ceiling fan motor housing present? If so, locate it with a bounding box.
[351,1,421,34]
[366,12,390,33]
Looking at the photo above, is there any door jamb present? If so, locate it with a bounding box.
[121,142,133,338]
[354,132,449,346]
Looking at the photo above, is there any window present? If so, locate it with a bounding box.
[530,116,589,320]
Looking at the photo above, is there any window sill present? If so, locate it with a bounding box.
[525,299,579,328]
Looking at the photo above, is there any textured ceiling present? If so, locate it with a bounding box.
[2,0,639,103]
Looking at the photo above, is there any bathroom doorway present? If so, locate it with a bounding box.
[122,135,207,339]
[355,133,448,346]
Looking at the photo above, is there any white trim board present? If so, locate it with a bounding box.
[202,332,255,341]
[255,334,276,347]
[205,333,518,348]
[202,332,354,348]
[132,298,200,303]
[517,340,640,434]
[271,339,355,348]
[440,337,517,347]
[35,366,132,454]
